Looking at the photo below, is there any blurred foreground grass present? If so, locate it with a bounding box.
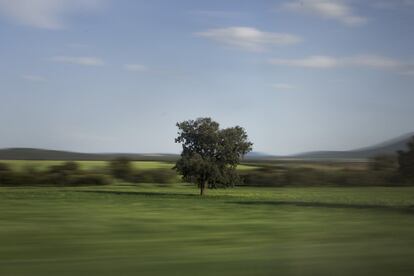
[1,184,414,275]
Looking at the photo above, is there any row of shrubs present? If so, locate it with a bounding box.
[239,167,407,187]
[239,154,414,187]
[1,155,412,187]
[109,160,411,187]
[0,160,179,186]
[0,162,109,186]
[109,158,178,184]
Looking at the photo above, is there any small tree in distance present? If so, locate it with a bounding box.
[174,117,253,195]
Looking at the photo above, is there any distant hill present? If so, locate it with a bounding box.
[293,132,414,160]
[0,148,272,162]
[0,148,179,161]
[0,132,412,161]
[245,151,273,159]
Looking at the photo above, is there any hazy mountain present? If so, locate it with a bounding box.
[0,148,179,161]
[0,132,412,161]
[293,132,414,160]
[245,151,273,158]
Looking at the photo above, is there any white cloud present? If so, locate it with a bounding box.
[271,56,339,68]
[196,26,302,52]
[124,64,149,72]
[282,0,367,26]
[272,83,295,90]
[344,55,402,69]
[22,75,47,82]
[269,55,404,70]
[0,0,104,29]
[52,56,104,66]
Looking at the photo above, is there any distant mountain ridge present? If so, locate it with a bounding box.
[0,132,412,161]
[0,148,179,161]
[292,132,414,160]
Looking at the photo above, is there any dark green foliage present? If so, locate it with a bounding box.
[0,162,10,172]
[0,161,109,187]
[0,163,12,186]
[240,166,400,187]
[67,174,110,186]
[129,169,178,184]
[46,161,80,185]
[398,137,414,181]
[109,157,132,180]
[108,158,179,184]
[369,155,398,172]
[174,118,252,195]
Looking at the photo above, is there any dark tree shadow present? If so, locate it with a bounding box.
[233,200,414,214]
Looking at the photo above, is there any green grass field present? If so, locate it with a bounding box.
[0,160,256,172]
[2,184,414,276]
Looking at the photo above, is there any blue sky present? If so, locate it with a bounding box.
[0,0,413,155]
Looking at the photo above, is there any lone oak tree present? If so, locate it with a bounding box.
[174,118,253,195]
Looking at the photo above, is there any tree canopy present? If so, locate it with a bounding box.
[174,118,253,195]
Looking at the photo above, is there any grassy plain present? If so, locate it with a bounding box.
[1,184,414,276]
[0,160,257,172]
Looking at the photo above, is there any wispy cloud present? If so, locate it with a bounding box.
[0,0,104,29]
[271,56,339,68]
[270,55,414,76]
[124,64,149,72]
[52,56,104,66]
[196,26,302,52]
[269,55,403,70]
[272,83,295,90]
[22,74,47,82]
[282,0,367,26]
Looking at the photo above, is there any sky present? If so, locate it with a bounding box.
[0,0,413,155]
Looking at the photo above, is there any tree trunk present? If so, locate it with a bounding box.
[200,181,207,196]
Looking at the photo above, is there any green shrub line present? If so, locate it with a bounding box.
[239,167,410,187]
[0,160,179,187]
[0,162,109,187]
[1,152,413,187]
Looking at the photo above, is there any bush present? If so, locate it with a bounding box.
[369,155,398,172]
[109,157,132,180]
[67,173,110,186]
[0,162,10,173]
[48,161,79,173]
[240,166,401,187]
[0,162,110,187]
[129,169,178,184]
[240,167,284,187]
[0,163,12,186]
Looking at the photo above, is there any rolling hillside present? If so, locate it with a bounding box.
[293,132,414,160]
[0,132,412,161]
[0,148,179,161]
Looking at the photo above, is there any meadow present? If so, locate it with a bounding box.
[0,160,257,172]
[2,183,414,276]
